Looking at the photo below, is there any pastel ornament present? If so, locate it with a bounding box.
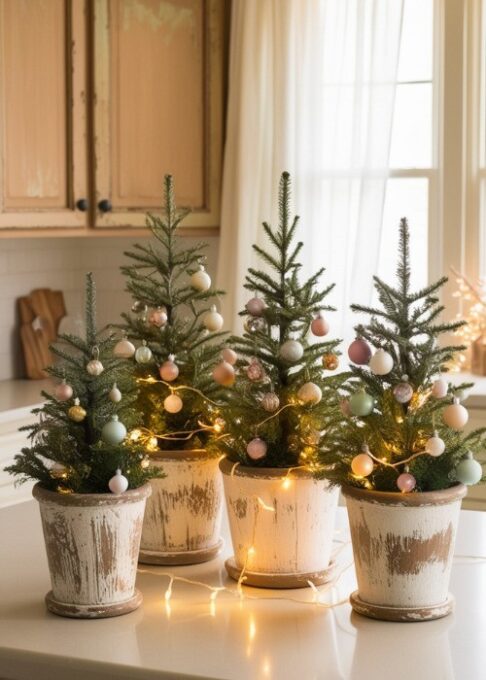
[164,393,183,414]
[247,437,267,461]
[109,383,122,403]
[298,381,322,405]
[108,469,129,495]
[397,472,416,493]
[191,265,211,292]
[456,452,483,486]
[261,392,280,412]
[159,355,179,382]
[279,339,304,363]
[55,380,73,401]
[246,296,266,317]
[113,336,136,359]
[349,389,374,417]
[68,398,86,422]
[443,397,469,430]
[212,361,235,386]
[101,415,127,445]
[204,305,224,332]
[86,358,104,376]
[351,452,374,477]
[310,313,330,337]
[369,348,393,376]
[135,340,153,364]
[431,376,448,399]
[222,347,237,365]
[425,431,445,457]
[348,338,372,365]
[149,307,168,328]
[393,375,413,404]
[246,358,265,382]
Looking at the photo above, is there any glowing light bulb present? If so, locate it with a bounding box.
[282,477,291,490]
[130,429,142,441]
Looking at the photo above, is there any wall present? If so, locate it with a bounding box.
[0,235,220,381]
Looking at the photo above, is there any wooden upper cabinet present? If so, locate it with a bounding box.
[93,0,224,229]
[0,0,88,229]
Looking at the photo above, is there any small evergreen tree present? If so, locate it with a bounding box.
[215,172,344,468]
[5,273,155,493]
[319,218,486,492]
[120,175,226,452]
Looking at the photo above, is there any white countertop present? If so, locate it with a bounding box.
[1,502,486,680]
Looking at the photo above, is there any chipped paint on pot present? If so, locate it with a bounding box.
[139,450,223,565]
[33,482,151,619]
[342,483,467,621]
[220,458,339,588]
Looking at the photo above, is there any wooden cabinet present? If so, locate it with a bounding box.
[0,0,225,234]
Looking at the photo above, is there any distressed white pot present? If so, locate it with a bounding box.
[343,483,467,622]
[220,458,339,588]
[33,482,151,619]
[139,450,223,565]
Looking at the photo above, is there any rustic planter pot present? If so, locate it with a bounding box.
[139,450,223,565]
[220,457,339,588]
[342,483,467,622]
[33,482,151,619]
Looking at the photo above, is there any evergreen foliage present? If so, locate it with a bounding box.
[215,172,344,468]
[319,218,486,491]
[5,273,155,493]
[121,175,226,452]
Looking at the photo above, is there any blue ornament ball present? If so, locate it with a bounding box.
[102,415,127,445]
[456,456,483,486]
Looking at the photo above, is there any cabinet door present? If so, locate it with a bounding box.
[93,0,224,229]
[0,0,88,230]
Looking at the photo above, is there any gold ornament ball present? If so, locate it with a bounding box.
[351,453,374,477]
[322,353,339,370]
[68,400,87,422]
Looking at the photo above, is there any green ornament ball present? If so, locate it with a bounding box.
[349,390,374,417]
[456,456,483,486]
[101,415,127,445]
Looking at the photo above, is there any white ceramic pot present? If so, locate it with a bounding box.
[33,482,151,619]
[139,450,223,565]
[342,483,467,621]
[220,458,339,588]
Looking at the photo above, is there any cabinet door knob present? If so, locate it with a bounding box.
[76,198,89,211]
[98,199,112,212]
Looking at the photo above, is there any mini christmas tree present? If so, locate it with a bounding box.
[320,219,486,492]
[5,273,155,494]
[120,175,226,452]
[215,172,343,468]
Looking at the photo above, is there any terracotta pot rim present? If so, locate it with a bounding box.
[33,481,152,506]
[149,448,211,462]
[219,456,313,479]
[341,482,467,506]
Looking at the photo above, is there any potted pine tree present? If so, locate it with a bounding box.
[216,172,344,588]
[5,274,155,619]
[320,219,485,621]
[120,175,227,566]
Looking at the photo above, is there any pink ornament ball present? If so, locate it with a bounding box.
[159,357,179,382]
[212,361,235,387]
[351,453,374,477]
[431,376,448,399]
[247,437,267,460]
[443,399,469,430]
[348,338,372,365]
[310,315,330,337]
[245,297,266,317]
[222,348,237,365]
[397,472,416,493]
[56,381,73,401]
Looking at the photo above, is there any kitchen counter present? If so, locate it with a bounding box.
[0,502,485,680]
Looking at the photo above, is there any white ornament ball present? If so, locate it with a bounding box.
[247,437,267,460]
[113,337,136,359]
[393,377,413,404]
[456,454,483,485]
[135,341,153,364]
[425,431,445,457]
[204,305,224,332]
[109,383,122,403]
[164,393,183,414]
[246,296,266,317]
[159,356,179,382]
[369,349,393,376]
[297,382,322,405]
[222,348,237,365]
[101,415,127,445]
[191,265,211,292]
[55,380,73,401]
[279,339,304,363]
[108,469,129,495]
[261,392,280,412]
[443,398,469,430]
[310,314,330,337]
[86,359,104,376]
[432,376,448,399]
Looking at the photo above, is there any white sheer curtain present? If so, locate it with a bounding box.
[218,0,404,342]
